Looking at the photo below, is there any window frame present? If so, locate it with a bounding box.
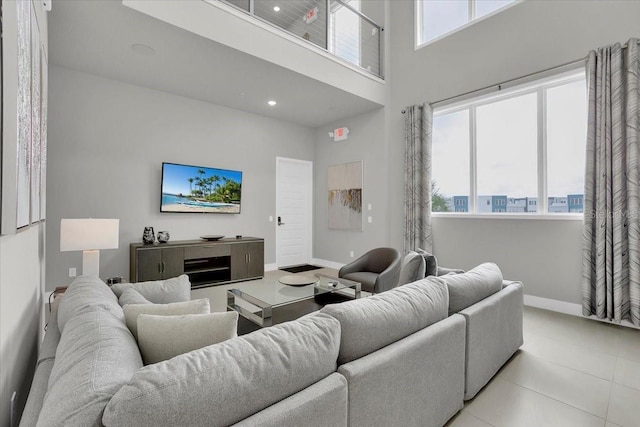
[415,0,522,49]
[431,67,586,220]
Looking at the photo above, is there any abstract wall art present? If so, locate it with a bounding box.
[327,161,363,231]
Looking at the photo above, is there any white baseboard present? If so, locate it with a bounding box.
[523,294,582,316]
[311,258,345,270]
[524,294,640,330]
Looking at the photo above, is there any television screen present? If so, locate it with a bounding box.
[161,162,242,214]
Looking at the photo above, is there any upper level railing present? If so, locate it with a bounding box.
[219,0,383,79]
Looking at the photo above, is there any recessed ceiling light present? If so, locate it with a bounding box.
[267,100,277,106]
[131,43,156,56]
[273,6,280,12]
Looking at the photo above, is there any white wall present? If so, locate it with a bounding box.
[386,0,640,305]
[46,66,316,289]
[0,0,48,424]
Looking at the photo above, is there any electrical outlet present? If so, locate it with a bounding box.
[69,268,77,277]
[269,216,273,222]
[349,251,354,258]
[368,216,373,223]
[10,391,16,427]
[368,203,372,211]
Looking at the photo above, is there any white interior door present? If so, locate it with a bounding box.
[276,157,313,268]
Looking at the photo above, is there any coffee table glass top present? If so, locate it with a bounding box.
[227,273,361,327]
[228,273,360,308]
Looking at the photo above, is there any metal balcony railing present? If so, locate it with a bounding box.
[219,0,383,79]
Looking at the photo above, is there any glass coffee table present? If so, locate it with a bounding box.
[227,274,361,330]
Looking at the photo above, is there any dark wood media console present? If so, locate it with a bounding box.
[130,237,264,288]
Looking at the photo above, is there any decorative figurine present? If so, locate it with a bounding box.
[157,231,170,243]
[142,227,155,244]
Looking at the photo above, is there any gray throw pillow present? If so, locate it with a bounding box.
[137,312,239,365]
[416,248,438,277]
[398,251,426,286]
[122,298,210,339]
[437,262,503,315]
[111,275,191,303]
[118,288,152,306]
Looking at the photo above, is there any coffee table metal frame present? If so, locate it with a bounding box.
[227,274,361,327]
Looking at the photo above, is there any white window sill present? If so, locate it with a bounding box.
[432,213,583,221]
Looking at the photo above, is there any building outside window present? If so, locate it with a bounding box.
[431,68,587,215]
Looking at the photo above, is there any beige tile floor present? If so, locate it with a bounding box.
[447,306,640,427]
[193,269,640,427]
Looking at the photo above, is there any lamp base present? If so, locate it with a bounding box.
[82,250,100,277]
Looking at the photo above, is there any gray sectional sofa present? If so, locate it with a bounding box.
[20,263,523,427]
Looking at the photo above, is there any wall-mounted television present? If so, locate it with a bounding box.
[161,162,242,214]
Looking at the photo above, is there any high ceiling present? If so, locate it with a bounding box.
[48,0,381,128]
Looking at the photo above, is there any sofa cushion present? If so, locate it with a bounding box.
[398,251,426,286]
[118,288,152,306]
[38,306,143,427]
[122,298,210,339]
[320,278,448,365]
[57,276,122,333]
[437,262,503,315]
[137,312,238,365]
[111,274,191,303]
[102,313,341,427]
[416,248,438,276]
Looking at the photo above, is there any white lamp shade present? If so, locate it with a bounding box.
[60,219,119,251]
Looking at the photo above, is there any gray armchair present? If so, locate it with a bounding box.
[339,248,402,294]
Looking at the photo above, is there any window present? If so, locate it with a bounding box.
[431,68,587,215]
[330,0,361,67]
[417,0,517,46]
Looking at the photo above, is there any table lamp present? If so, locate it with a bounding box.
[60,218,119,277]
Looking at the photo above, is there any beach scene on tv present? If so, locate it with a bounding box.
[161,163,242,213]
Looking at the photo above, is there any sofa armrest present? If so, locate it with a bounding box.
[232,373,347,427]
[338,314,465,427]
[458,282,523,400]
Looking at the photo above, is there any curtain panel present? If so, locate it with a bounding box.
[582,38,640,326]
[403,103,433,254]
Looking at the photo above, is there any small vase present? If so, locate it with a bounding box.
[142,227,155,244]
[157,231,170,243]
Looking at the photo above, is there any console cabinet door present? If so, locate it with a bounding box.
[161,247,185,279]
[246,241,264,279]
[230,243,248,281]
[137,249,163,281]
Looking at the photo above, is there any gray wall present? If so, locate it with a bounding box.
[386,0,640,304]
[46,66,316,289]
[313,108,388,263]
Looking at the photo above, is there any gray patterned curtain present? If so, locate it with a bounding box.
[403,103,433,254]
[582,38,640,326]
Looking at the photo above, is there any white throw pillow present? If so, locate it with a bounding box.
[123,298,210,339]
[137,312,239,365]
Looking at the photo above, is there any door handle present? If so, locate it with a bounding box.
[278,216,285,226]
[162,261,166,273]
